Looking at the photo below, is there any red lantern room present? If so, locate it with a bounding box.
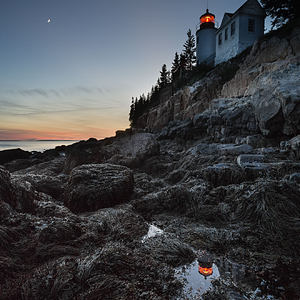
[200,9,215,30]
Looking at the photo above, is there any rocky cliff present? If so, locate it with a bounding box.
[0,25,300,300]
[137,26,300,139]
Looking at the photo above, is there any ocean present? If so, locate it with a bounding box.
[0,140,78,152]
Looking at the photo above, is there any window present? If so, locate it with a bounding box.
[231,21,235,36]
[225,28,228,40]
[218,33,222,45]
[248,18,255,32]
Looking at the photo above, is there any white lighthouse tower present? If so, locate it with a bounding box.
[196,9,217,65]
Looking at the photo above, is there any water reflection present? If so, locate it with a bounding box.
[175,257,252,299]
[175,260,220,299]
[141,224,163,243]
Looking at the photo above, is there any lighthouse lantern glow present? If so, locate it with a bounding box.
[200,14,215,25]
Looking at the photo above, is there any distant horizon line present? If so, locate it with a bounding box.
[0,139,80,142]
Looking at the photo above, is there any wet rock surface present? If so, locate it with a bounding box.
[0,25,300,300]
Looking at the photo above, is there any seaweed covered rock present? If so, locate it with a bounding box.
[232,179,300,243]
[132,185,192,218]
[10,176,37,213]
[0,167,14,206]
[12,174,66,201]
[13,157,65,177]
[142,235,196,267]
[281,135,300,159]
[0,167,38,213]
[14,243,179,300]
[65,164,134,213]
[199,163,246,187]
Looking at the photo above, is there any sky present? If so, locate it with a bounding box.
[0,0,271,140]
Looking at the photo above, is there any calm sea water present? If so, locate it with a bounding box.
[0,140,78,152]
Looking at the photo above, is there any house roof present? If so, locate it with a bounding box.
[217,0,265,33]
[220,13,234,28]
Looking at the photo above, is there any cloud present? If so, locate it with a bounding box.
[5,86,110,98]
[68,86,105,95]
[12,107,116,116]
[0,97,117,117]
[18,88,51,98]
[0,99,30,109]
[0,128,45,140]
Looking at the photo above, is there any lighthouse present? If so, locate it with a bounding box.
[196,9,217,66]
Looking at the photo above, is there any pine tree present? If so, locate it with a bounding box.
[260,0,300,28]
[157,78,161,88]
[129,97,135,126]
[179,53,187,70]
[159,64,170,88]
[146,92,150,105]
[149,82,160,106]
[183,29,196,70]
[171,52,180,81]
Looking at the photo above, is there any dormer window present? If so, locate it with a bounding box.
[225,28,228,40]
[218,33,222,45]
[248,19,255,32]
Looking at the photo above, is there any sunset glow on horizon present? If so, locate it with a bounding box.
[0,128,117,141]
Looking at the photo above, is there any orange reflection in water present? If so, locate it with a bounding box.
[199,266,213,277]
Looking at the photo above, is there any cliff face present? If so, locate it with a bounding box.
[137,26,300,138]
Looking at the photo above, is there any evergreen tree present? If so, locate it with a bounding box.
[260,0,300,28]
[183,29,196,70]
[159,64,170,88]
[149,82,160,106]
[129,97,135,126]
[171,52,180,81]
[146,92,150,105]
[157,78,161,89]
[179,53,187,70]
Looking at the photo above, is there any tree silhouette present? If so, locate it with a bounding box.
[129,97,135,126]
[171,52,180,81]
[159,64,170,88]
[260,0,300,27]
[179,53,187,70]
[183,29,196,70]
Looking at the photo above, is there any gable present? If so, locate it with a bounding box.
[220,13,233,28]
[238,0,265,16]
[217,0,265,32]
